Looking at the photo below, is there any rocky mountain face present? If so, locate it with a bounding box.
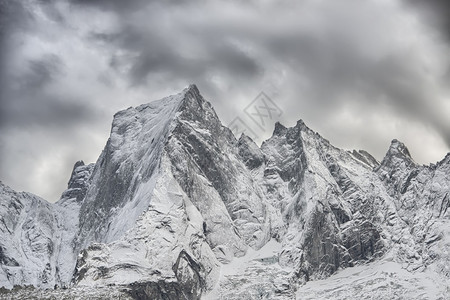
[0,85,449,299]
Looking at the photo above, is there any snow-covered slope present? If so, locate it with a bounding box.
[296,251,449,300]
[0,182,58,289]
[0,160,96,289]
[376,141,450,277]
[0,85,449,299]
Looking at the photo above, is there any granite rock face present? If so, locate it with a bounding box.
[0,85,449,299]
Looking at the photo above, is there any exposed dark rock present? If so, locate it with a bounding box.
[59,161,94,203]
[172,250,203,300]
[126,281,188,300]
[238,134,264,169]
[0,246,19,267]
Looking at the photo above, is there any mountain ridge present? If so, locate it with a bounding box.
[0,85,449,299]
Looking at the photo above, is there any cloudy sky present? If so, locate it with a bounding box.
[0,0,449,202]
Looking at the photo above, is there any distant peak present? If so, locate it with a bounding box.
[185,83,199,93]
[273,121,287,136]
[180,84,201,101]
[388,139,412,159]
[133,84,200,111]
[73,160,85,169]
[377,138,416,171]
[177,83,207,110]
[270,118,325,143]
[296,119,305,127]
[294,119,311,132]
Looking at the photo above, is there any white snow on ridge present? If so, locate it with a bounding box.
[296,252,449,299]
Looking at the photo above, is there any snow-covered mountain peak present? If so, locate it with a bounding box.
[438,152,450,166]
[388,139,412,158]
[58,160,94,204]
[270,119,317,140]
[111,84,198,126]
[295,119,306,128]
[175,84,224,132]
[378,138,416,172]
[273,121,288,136]
[72,87,203,251]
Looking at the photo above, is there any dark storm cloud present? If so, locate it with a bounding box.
[89,21,262,88]
[406,0,450,41]
[1,92,99,130]
[0,1,76,129]
[126,42,261,87]
[23,54,62,89]
[1,54,99,129]
[0,1,31,33]
[0,1,31,101]
[0,0,109,200]
[69,0,152,12]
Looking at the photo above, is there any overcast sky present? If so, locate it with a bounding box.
[0,0,449,202]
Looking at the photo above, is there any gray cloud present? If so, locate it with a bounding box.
[405,0,450,41]
[0,0,449,202]
[88,16,263,88]
[1,54,99,129]
[69,0,156,12]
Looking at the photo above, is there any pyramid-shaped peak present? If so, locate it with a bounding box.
[110,84,222,146]
[377,138,416,171]
[294,118,315,133]
[273,121,288,136]
[178,83,205,107]
[388,139,412,159]
[185,83,199,93]
[113,84,210,125]
[296,119,306,127]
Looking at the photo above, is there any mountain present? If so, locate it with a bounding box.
[0,85,449,299]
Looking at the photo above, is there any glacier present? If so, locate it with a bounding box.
[0,84,449,299]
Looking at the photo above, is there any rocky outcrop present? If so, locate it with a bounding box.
[59,161,94,203]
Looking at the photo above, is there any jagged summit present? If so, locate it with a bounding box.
[272,119,313,136]
[388,139,412,158]
[111,84,203,128]
[59,160,94,204]
[295,119,306,128]
[377,139,416,172]
[273,121,288,136]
